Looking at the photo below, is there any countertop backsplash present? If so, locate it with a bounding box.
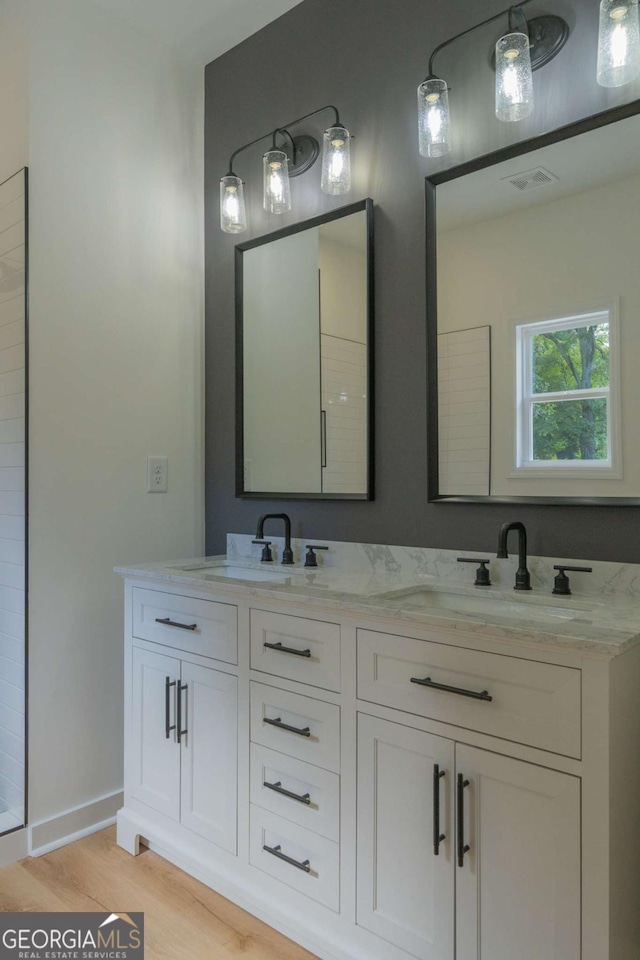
[227,533,640,600]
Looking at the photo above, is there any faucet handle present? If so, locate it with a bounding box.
[305,545,329,568]
[252,539,273,563]
[457,557,492,586]
[552,565,593,596]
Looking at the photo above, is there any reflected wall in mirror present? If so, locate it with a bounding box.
[427,104,640,503]
[236,199,373,499]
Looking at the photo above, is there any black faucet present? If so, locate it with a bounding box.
[496,521,532,591]
[256,514,294,565]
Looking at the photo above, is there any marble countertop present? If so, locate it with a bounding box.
[115,554,640,660]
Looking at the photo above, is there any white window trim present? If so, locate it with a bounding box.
[510,301,622,480]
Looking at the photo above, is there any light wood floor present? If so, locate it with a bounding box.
[0,827,319,960]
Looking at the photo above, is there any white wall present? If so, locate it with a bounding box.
[0,0,28,185]
[26,0,204,825]
[318,219,367,344]
[438,171,640,498]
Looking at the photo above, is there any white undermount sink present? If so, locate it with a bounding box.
[167,562,301,583]
[374,586,596,623]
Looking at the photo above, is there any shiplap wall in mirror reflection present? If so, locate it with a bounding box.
[0,169,26,832]
[438,326,490,496]
[321,334,367,494]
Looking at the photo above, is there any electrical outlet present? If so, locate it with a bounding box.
[147,456,168,493]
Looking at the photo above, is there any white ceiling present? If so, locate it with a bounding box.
[438,112,640,232]
[90,0,304,65]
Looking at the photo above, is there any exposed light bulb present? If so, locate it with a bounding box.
[495,32,534,122]
[321,125,351,195]
[417,78,451,157]
[597,0,640,86]
[219,175,247,234]
[263,149,291,214]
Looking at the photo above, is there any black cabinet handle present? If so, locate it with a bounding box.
[155,617,197,632]
[264,780,311,805]
[411,676,492,702]
[264,641,311,658]
[176,682,188,743]
[433,764,446,855]
[457,773,470,867]
[263,843,311,873]
[321,410,327,468]
[165,676,176,739]
[263,716,311,738]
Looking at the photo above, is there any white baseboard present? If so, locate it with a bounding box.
[29,789,123,857]
[0,826,28,866]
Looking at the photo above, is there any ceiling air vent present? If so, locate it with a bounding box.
[501,166,559,192]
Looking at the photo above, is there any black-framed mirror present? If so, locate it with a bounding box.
[427,101,640,505]
[236,198,374,500]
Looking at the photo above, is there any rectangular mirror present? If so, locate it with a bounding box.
[427,104,640,504]
[236,198,374,499]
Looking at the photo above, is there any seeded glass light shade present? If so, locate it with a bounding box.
[597,0,640,86]
[417,78,451,157]
[321,125,351,195]
[495,32,534,121]
[263,149,291,214]
[219,175,247,234]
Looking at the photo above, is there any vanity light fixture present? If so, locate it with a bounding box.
[220,105,351,234]
[220,175,247,234]
[418,1,569,155]
[495,6,534,121]
[321,124,352,194]
[263,133,292,214]
[597,0,640,87]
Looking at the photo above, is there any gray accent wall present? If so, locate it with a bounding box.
[205,0,640,561]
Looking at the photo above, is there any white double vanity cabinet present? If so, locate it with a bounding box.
[116,551,640,960]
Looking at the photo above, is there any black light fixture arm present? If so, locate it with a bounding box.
[226,104,341,177]
[425,0,534,79]
[271,126,296,153]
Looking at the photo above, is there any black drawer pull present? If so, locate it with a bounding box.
[264,780,311,805]
[433,764,446,855]
[155,617,197,632]
[263,843,311,873]
[457,773,471,868]
[410,676,492,702]
[165,677,176,739]
[263,716,311,738]
[264,641,312,658]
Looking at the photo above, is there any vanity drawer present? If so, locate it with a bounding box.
[132,587,237,664]
[250,743,340,842]
[250,609,341,692]
[250,805,340,912]
[357,629,581,759]
[250,682,340,773]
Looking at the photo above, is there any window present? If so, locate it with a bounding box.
[514,308,620,477]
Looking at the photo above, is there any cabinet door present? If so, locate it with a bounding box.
[357,714,455,960]
[455,745,580,960]
[130,646,181,820]
[179,661,238,854]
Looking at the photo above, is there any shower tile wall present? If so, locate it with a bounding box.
[0,169,26,831]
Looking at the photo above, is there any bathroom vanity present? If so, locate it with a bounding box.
[116,538,640,960]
